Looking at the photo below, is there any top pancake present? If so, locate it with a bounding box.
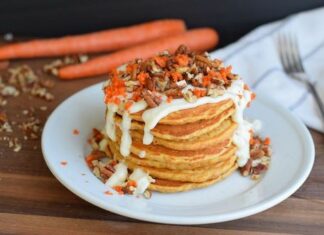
[128,99,234,125]
[115,105,235,141]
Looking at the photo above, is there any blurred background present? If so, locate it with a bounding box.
[0,0,323,47]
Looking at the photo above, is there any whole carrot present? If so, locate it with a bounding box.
[0,19,186,60]
[59,28,218,79]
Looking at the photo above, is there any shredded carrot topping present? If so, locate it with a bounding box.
[137,72,149,85]
[202,76,211,87]
[251,92,256,100]
[170,71,183,82]
[207,70,221,78]
[175,54,189,66]
[126,63,138,73]
[167,96,173,103]
[193,89,207,98]
[154,56,168,68]
[104,69,126,104]
[220,65,232,80]
[60,161,67,166]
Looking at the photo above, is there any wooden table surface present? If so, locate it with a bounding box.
[0,58,323,235]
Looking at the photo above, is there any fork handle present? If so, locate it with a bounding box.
[307,82,324,121]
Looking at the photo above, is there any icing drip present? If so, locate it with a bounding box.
[105,103,118,141]
[104,79,254,167]
[120,112,132,157]
[129,168,155,195]
[105,162,128,187]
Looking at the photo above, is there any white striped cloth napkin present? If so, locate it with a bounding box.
[211,7,324,133]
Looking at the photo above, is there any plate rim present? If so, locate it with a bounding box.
[41,82,315,225]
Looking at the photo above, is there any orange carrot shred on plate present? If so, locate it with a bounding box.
[0,19,186,60]
[58,28,219,79]
[264,137,271,145]
[113,186,124,195]
[60,161,68,166]
[167,96,173,103]
[85,151,106,167]
[104,191,113,196]
[127,180,137,187]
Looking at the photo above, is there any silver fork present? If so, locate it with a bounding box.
[278,34,324,122]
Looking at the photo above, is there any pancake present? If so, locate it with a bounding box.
[148,163,238,193]
[108,139,237,183]
[109,135,237,170]
[129,99,234,125]
[113,124,236,167]
[96,46,258,195]
[115,106,235,140]
[129,119,237,151]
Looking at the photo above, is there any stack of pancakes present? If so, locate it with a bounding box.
[106,98,239,193]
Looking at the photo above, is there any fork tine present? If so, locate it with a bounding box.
[278,34,292,73]
[290,35,305,73]
[284,34,299,73]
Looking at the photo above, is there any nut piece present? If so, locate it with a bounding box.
[183,90,197,103]
[240,159,252,176]
[143,190,152,199]
[142,89,160,108]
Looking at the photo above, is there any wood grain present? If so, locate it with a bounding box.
[0,55,323,235]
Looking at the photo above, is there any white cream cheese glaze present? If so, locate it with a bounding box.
[120,112,132,157]
[105,162,128,187]
[129,168,155,195]
[104,79,253,166]
[105,103,118,141]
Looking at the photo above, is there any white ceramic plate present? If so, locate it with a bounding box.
[42,82,315,225]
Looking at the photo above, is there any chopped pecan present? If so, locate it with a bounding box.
[195,55,213,67]
[100,166,115,179]
[142,89,159,108]
[175,45,189,55]
[143,190,152,199]
[0,61,9,70]
[240,159,252,176]
[155,77,169,92]
[183,90,197,103]
[252,163,268,175]
[92,128,104,143]
[169,81,179,89]
[250,149,265,159]
[146,77,156,92]
[262,144,272,156]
